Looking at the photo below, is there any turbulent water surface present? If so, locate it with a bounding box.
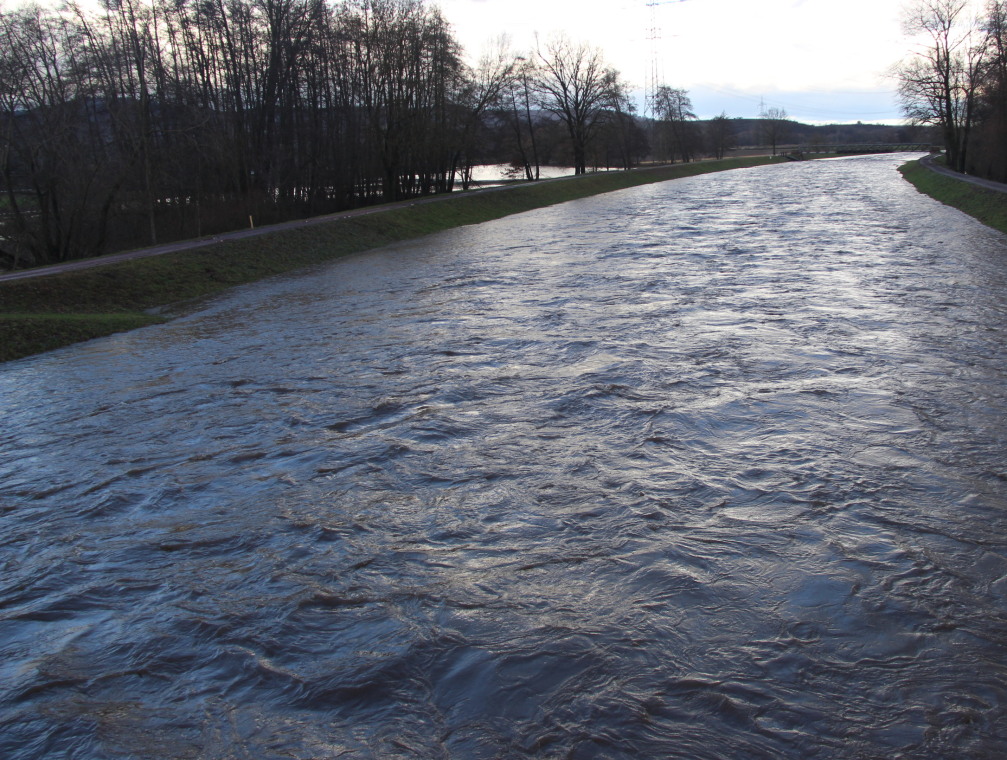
[2,155,1007,759]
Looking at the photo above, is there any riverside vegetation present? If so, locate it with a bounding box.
[899,159,1007,234]
[1,158,784,362]
[5,155,1002,363]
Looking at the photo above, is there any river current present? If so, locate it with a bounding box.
[2,155,1007,758]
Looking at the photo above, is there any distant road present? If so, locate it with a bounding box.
[3,162,777,284]
[920,154,1007,194]
[0,190,481,284]
[0,158,794,285]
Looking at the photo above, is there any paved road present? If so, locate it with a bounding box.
[13,155,978,286]
[921,153,1007,194]
[2,163,694,285]
[0,191,473,284]
[0,163,748,285]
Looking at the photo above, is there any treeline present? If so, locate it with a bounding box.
[726,119,936,151]
[897,0,1007,180]
[0,0,648,267]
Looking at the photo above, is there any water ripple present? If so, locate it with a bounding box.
[2,155,1007,758]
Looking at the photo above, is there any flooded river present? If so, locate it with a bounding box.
[2,155,1007,758]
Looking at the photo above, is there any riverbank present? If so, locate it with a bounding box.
[6,154,1005,759]
[0,157,786,362]
[899,159,1007,234]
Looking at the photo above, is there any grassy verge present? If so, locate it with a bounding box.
[899,159,1007,234]
[0,313,166,360]
[1,156,785,362]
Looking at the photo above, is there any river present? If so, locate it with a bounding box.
[2,154,1006,758]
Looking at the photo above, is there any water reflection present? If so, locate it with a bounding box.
[2,155,1007,758]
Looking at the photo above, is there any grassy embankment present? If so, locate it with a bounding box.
[899,159,1007,235]
[0,156,786,362]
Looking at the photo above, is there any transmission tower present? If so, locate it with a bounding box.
[644,0,690,119]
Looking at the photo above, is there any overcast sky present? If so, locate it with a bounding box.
[434,0,918,124]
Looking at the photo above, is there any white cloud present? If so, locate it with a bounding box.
[435,0,914,121]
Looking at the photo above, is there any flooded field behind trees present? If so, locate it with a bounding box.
[2,154,1006,758]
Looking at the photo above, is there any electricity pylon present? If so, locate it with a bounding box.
[644,0,691,118]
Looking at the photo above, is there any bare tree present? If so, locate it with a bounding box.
[502,55,542,180]
[339,0,468,201]
[0,0,586,266]
[534,35,619,175]
[962,0,1006,178]
[603,77,645,170]
[706,111,734,159]
[896,0,987,171]
[0,6,128,263]
[653,86,699,163]
[452,37,519,189]
[759,104,791,156]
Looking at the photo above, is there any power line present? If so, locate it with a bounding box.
[643,0,691,117]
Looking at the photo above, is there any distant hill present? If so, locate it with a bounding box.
[717,118,937,148]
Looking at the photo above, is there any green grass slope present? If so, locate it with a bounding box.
[1,157,785,362]
[899,159,1007,235]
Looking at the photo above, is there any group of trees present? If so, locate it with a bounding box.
[0,0,650,266]
[9,0,998,268]
[897,0,1007,179]
[647,88,740,163]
